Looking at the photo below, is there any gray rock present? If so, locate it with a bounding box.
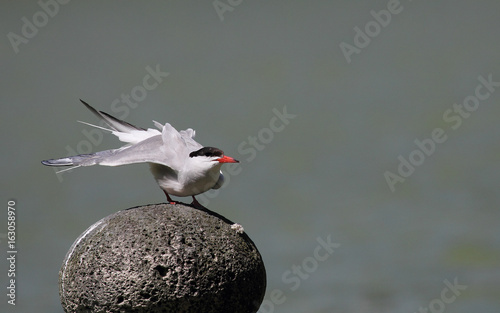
[60,203,266,313]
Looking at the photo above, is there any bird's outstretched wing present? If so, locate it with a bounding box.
[98,123,201,169]
[42,102,203,172]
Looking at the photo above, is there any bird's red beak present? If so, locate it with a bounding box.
[217,155,239,163]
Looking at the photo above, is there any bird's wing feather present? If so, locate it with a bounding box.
[98,135,175,167]
[179,128,202,151]
[80,99,161,144]
[111,128,161,144]
[80,99,144,132]
[42,137,174,169]
[99,124,202,170]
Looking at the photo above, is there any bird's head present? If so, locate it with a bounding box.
[188,147,239,170]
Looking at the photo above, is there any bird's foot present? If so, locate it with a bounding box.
[190,196,205,209]
[163,190,177,205]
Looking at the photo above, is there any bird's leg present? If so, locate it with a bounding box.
[163,190,176,205]
[190,196,204,209]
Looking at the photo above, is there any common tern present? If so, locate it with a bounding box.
[42,100,239,206]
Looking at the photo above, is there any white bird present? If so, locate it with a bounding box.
[42,100,239,207]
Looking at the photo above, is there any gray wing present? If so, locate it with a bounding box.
[42,136,170,168]
[98,135,172,166]
[42,120,202,171]
[97,123,202,170]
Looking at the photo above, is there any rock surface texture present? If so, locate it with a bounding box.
[59,203,266,313]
